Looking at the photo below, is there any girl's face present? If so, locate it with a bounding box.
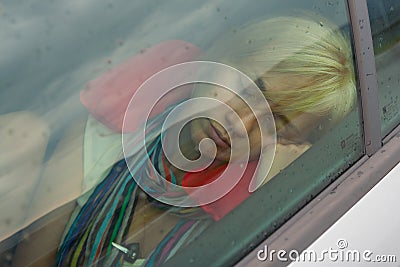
[188,84,268,163]
[187,75,323,163]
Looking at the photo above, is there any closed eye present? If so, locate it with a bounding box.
[254,78,266,91]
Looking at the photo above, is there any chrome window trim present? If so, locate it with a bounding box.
[348,0,382,155]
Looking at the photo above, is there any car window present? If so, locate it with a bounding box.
[0,1,364,266]
[367,0,400,137]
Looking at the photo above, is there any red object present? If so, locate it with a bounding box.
[81,39,256,221]
[182,162,257,221]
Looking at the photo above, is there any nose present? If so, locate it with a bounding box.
[225,109,257,137]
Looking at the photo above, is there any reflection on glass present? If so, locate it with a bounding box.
[1,1,360,266]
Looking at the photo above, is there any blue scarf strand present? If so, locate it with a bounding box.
[55,104,212,266]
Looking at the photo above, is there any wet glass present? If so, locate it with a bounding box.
[0,0,363,266]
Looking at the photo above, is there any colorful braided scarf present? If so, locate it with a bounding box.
[55,106,212,266]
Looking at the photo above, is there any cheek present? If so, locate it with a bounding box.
[189,117,221,153]
[249,129,262,157]
[189,118,205,143]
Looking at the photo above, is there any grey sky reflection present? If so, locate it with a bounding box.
[0,0,347,130]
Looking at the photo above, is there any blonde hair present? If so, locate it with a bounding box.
[202,16,356,122]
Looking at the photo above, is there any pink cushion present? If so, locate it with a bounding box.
[80,40,202,133]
